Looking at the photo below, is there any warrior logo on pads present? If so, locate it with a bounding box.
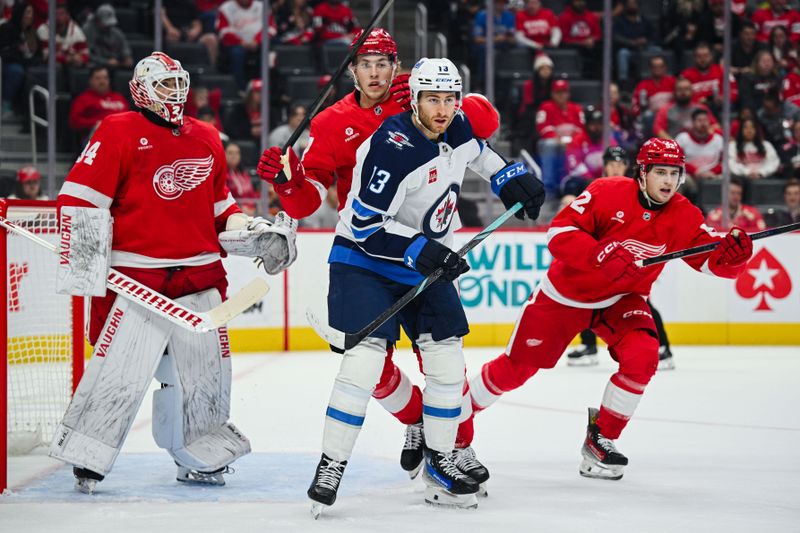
[152,155,214,200]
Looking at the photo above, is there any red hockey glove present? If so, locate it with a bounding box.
[595,240,644,282]
[256,146,306,196]
[712,227,753,268]
[389,73,411,111]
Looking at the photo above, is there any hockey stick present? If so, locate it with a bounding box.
[0,215,269,333]
[306,202,523,351]
[274,0,396,182]
[634,221,800,268]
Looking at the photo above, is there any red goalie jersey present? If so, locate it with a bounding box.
[543,177,743,308]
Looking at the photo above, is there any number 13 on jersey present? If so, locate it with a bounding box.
[368,167,391,194]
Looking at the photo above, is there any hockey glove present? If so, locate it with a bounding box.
[711,227,753,268]
[389,73,411,111]
[256,146,306,196]
[219,212,298,275]
[595,240,645,282]
[491,162,546,221]
[405,236,470,281]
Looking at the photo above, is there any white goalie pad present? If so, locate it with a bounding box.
[152,288,251,471]
[56,206,112,296]
[219,211,298,275]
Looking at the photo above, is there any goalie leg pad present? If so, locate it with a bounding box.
[56,206,112,297]
[49,296,173,475]
[153,288,251,471]
[418,334,465,454]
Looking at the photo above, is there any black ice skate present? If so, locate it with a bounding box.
[73,466,104,494]
[308,454,347,519]
[423,449,479,509]
[176,464,232,486]
[453,446,490,497]
[580,407,628,480]
[401,420,425,479]
[657,346,675,371]
[566,344,599,367]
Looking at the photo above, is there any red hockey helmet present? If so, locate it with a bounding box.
[350,28,398,61]
[636,138,685,169]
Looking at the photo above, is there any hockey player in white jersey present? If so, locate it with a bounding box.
[307,57,545,515]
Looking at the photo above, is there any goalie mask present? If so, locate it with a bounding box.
[129,52,190,126]
[409,57,462,121]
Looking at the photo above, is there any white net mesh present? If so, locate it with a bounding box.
[6,204,77,454]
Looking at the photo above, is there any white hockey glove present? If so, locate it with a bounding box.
[219,211,298,275]
[55,206,112,296]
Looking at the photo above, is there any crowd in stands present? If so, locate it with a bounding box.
[1,0,800,229]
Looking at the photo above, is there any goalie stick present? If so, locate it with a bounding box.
[634,221,800,267]
[0,215,269,333]
[306,202,523,351]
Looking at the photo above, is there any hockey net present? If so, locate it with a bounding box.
[1,199,84,492]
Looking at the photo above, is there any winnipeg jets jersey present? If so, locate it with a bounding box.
[330,111,506,285]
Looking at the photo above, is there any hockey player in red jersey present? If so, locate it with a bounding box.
[256,29,500,483]
[465,138,753,480]
[52,52,297,493]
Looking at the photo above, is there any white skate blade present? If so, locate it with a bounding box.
[477,482,488,498]
[657,357,676,371]
[567,354,599,367]
[424,486,478,509]
[176,466,226,486]
[310,502,327,520]
[74,477,98,495]
[579,457,624,480]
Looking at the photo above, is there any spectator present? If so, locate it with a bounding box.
[472,0,515,86]
[612,0,659,87]
[562,106,614,194]
[757,91,788,147]
[185,85,222,130]
[632,54,675,136]
[602,145,629,178]
[161,0,219,67]
[705,176,766,232]
[218,0,272,91]
[779,119,800,178]
[83,4,133,69]
[68,65,128,145]
[608,82,636,149]
[729,106,755,139]
[225,142,258,215]
[268,104,309,155]
[513,52,553,148]
[558,0,601,78]
[198,105,230,143]
[0,2,42,115]
[731,21,762,78]
[695,0,741,56]
[681,42,738,110]
[751,0,800,44]
[659,0,705,71]
[227,78,264,140]
[301,186,339,228]
[729,117,781,180]
[764,179,800,226]
[740,50,782,111]
[768,26,798,74]
[535,78,585,194]
[36,1,88,67]
[514,0,561,51]
[9,165,47,200]
[653,77,719,140]
[311,0,359,45]
[316,74,337,110]
[675,108,724,184]
[274,0,313,45]
[197,0,224,35]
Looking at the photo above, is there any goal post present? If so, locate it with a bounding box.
[1,199,84,493]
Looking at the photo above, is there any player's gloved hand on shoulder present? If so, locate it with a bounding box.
[594,240,645,282]
[405,236,470,281]
[256,146,306,196]
[712,227,753,268]
[491,162,546,221]
[389,73,411,111]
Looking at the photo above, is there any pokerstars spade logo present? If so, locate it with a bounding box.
[735,248,792,311]
[423,184,460,239]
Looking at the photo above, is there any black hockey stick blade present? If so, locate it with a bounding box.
[635,220,800,268]
[306,203,523,351]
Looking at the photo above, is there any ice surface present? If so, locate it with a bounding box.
[3,346,799,532]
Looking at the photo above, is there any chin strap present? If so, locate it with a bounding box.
[638,173,666,209]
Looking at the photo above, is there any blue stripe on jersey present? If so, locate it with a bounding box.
[352,198,380,218]
[326,406,365,427]
[351,224,381,240]
[329,243,424,285]
[423,404,462,419]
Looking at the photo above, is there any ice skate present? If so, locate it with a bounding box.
[401,420,425,479]
[422,449,479,509]
[566,344,599,366]
[657,346,675,371]
[580,407,628,480]
[176,465,232,486]
[73,466,104,494]
[453,446,490,497]
[308,454,347,519]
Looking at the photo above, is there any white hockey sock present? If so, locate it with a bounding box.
[468,369,503,411]
[601,374,645,422]
[423,381,463,453]
[373,365,413,416]
[322,379,371,462]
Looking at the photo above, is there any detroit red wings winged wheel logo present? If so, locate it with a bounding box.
[735,248,792,311]
[152,155,214,200]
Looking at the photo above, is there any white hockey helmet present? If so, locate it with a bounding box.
[129,51,190,126]
[409,58,462,118]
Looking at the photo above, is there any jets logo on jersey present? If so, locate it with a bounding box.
[152,155,214,200]
[423,184,460,238]
[386,131,414,150]
[620,239,667,261]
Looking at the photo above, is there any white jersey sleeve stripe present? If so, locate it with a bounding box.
[214,193,236,217]
[59,181,113,209]
[546,225,579,243]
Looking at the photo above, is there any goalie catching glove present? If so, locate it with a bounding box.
[219,212,298,275]
[490,162,546,221]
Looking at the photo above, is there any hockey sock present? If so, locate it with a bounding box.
[322,379,371,462]
[423,381,463,453]
[372,355,423,425]
[597,373,647,439]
